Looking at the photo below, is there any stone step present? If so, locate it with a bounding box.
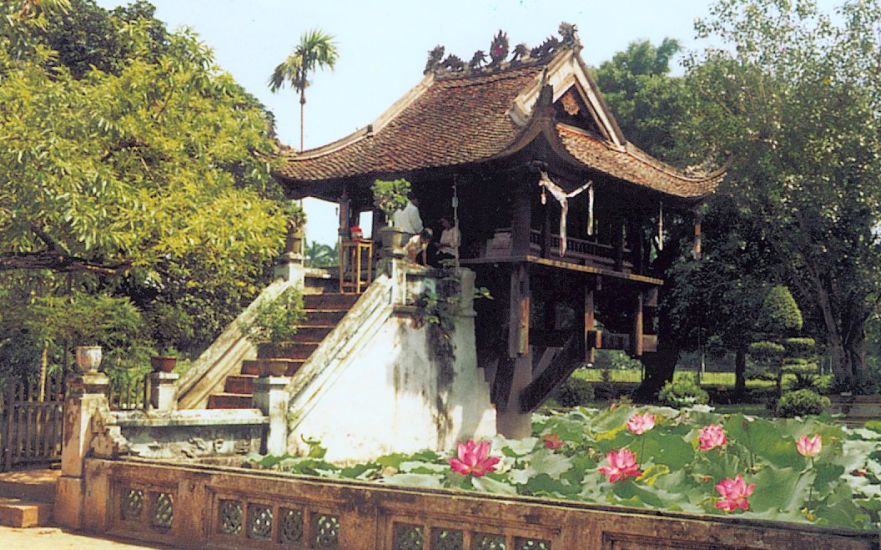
[255,343,319,361]
[304,293,359,310]
[0,469,58,503]
[293,326,334,341]
[224,374,257,395]
[241,359,306,377]
[302,309,346,324]
[207,393,253,409]
[0,497,52,527]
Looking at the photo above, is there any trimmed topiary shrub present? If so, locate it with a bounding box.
[659,378,709,408]
[757,285,803,333]
[782,337,816,358]
[776,388,831,418]
[555,376,594,407]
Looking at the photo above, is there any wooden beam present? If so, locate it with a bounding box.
[584,281,595,362]
[519,332,584,412]
[459,256,664,286]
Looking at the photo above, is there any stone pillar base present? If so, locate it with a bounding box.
[54,475,84,529]
[253,376,291,456]
[149,371,179,411]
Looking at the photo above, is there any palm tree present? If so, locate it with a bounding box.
[269,29,338,152]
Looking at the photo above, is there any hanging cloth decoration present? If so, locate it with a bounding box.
[537,171,593,256]
[587,184,595,236]
[654,201,664,252]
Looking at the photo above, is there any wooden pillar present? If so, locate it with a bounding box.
[508,263,530,357]
[338,190,351,239]
[630,219,644,273]
[541,202,552,258]
[511,177,532,256]
[613,216,625,271]
[632,291,644,357]
[584,280,596,362]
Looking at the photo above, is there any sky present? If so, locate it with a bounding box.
[95,0,837,245]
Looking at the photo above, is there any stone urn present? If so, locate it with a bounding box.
[150,355,178,373]
[75,345,103,374]
[378,226,407,256]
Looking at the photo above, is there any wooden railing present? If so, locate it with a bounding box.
[0,373,65,470]
[77,458,879,550]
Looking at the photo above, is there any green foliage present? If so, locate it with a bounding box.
[776,389,831,418]
[757,286,803,335]
[371,178,411,223]
[595,38,686,163]
[783,337,816,359]
[28,292,144,349]
[659,377,710,408]
[593,350,642,370]
[686,0,881,389]
[748,341,785,363]
[304,240,338,268]
[243,287,306,344]
[0,1,288,377]
[554,376,594,407]
[252,406,881,530]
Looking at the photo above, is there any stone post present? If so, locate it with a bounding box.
[55,370,110,529]
[253,376,291,456]
[274,223,305,287]
[149,371,179,411]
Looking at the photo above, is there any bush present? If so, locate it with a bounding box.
[782,337,815,358]
[776,389,831,418]
[748,340,785,362]
[757,286,803,334]
[371,178,411,223]
[555,377,594,407]
[243,287,306,344]
[659,378,709,408]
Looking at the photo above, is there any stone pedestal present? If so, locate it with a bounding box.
[253,376,291,456]
[56,371,110,529]
[149,371,179,411]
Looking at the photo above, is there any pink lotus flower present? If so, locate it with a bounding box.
[543,433,563,450]
[796,434,822,457]
[448,440,500,477]
[714,474,756,512]
[627,413,656,435]
[598,448,642,482]
[698,424,727,450]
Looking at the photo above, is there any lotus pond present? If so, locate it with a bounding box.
[247,405,881,531]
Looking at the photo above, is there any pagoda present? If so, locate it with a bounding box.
[273,24,723,435]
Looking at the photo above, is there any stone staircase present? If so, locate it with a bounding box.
[0,468,57,527]
[207,276,361,409]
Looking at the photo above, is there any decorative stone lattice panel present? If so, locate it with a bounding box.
[248,504,273,541]
[279,508,305,544]
[394,523,424,550]
[120,488,144,521]
[218,500,243,535]
[150,491,173,530]
[313,514,340,548]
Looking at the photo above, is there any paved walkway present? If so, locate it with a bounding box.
[0,526,175,548]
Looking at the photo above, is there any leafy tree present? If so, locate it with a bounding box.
[685,0,881,390]
[595,38,687,163]
[305,240,338,268]
[268,28,338,151]
[0,1,295,376]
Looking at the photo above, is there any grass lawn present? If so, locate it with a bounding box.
[571,368,801,389]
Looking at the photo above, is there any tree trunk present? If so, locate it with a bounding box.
[299,91,306,152]
[633,344,679,402]
[734,346,747,396]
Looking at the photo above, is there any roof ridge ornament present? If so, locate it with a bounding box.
[424,22,581,78]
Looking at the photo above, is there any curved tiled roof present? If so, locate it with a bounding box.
[554,124,724,198]
[275,49,722,200]
[275,65,545,181]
